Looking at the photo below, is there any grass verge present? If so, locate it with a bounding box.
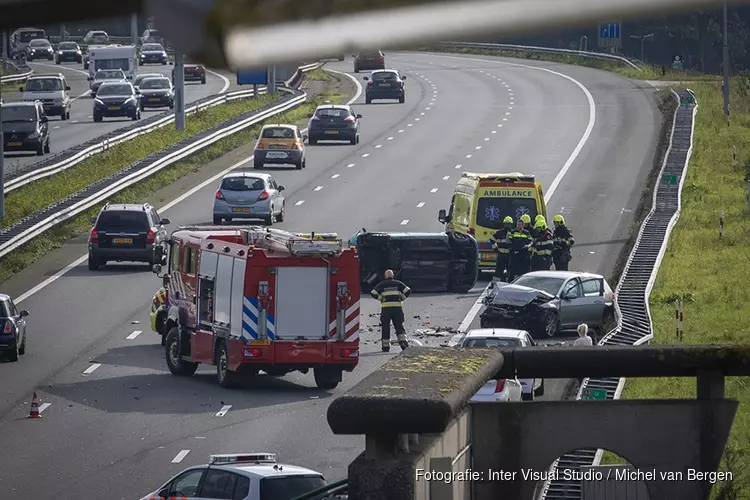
[601,83,750,498]
[1,92,279,230]
[0,78,347,282]
[305,67,329,81]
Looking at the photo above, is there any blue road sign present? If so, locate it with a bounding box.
[599,23,621,39]
[237,67,268,85]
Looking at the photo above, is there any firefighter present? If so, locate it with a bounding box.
[490,216,514,280]
[507,218,533,281]
[531,214,546,238]
[531,219,554,271]
[552,214,575,271]
[370,269,411,352]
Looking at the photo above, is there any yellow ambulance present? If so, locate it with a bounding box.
[437,172,547,272]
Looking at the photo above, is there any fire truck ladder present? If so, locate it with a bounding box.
[243,227,344,257]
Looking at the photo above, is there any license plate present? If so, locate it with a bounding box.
[266,151,288,159]
[232,207,252,213]
[269,144,288,149]
[113,237,133,244]
[149,98,160,102]
[248,339,271,345]
[379,83,391,86]
[108,106,120,111]
[325,130,339,134]
[480,253,495,261]
[7,142,22,146]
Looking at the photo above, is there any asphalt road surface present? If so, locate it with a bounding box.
[2,60,236,176]
[0,52,660,498]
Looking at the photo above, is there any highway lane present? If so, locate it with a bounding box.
[2,60,233,175]
[0,54,658,497]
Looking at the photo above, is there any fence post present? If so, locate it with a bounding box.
[679,300,684,342]
[719,211,724,238]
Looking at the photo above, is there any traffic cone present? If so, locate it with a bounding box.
[27,392,42,419]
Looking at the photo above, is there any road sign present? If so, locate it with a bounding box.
[237,67,268,85]
[662,174,678,185]
[581,387,607,400]
[598,22,622,49]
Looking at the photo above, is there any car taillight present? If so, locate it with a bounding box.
[366,81,373,86]
[468,228,475,235]
[494,380,506,393]
[256,142,265,149]
[4,321,12,334]
[396,79,402,84]
[612,293,617,301]
[257,191,270,201]
[243,347,261,357]
[341,348,358,358]
[216,190,225,200]
[89,228,99,243]
[146,230,156,244]
[344,116,356,123]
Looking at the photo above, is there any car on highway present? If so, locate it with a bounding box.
[1,101,51,156]
[253,124,307,169]
[82,30,109,45]
[87,203,171,270]
[25,38,54,60]
[133,72,166,90]
[353,50,385,73]
[141,28,165,46]
[55,41,82,64]
[213,172,286,225]
[349,229,479,293]
[93,81,142,122]
[364,69,406,104]
[139,42,169,65]
[459,332,524,403]
[138,77,174,109]
[88,68,127,95]
[20,74,72,120]
[9,27,46,58]
[459,328,545,401]
[139,453,328,500]
[0,294,29,362]
[479,271,619,338]
[307,104,361,145]
[173,63,207,84]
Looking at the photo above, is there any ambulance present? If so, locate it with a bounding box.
[438,172,547,272]
[151,225,360,390]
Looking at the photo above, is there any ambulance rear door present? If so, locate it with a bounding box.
[274,266,329,340]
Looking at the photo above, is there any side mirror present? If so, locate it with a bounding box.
[356,114,362,119]
[89,216,97,224]
[135,88,141,94]
[41,116,48,123]
[438,209,447,224]
[402,75,407,79]
[153,245,164,265]
[19,310,29,318]
[158,487,169,499]
[18,86,23,92]
[306,113,313,118]
[169,61,174,65]
[560,292,570,300]
[363,76,368,81]
[302,133,308,141]
[152,264,162,274]
[278,185,285,191]
[87,76,92,81]
[160,217,171,225]
[65,85,71,90]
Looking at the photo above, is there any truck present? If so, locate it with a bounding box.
[9,27,46,58]
[151,225,361,390]
[87,45,137,80]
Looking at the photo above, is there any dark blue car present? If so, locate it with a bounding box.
[0,294,29,362]
[93,81,142,122]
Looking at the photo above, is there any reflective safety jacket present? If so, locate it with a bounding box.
[532,229,555,257]
[371,278,411,308]
[150,287,168,314]
[490,228,512,254]
[508,229,533,254]
[553,225,575,250]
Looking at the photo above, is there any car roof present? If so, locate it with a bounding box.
[521,270,605,281]
[28,74,64,80]
[0,293,11,301]
[464,328,529,339]
[224,171,271,180]
[137,73,164,78]
[262,124,297,130]
[103,203,149,212]
[316,104,349,110]
[30,38,49,42]
[2,101,37,108]
[98,81,130,87]
[217,463,323,478]
[372,69,398,73]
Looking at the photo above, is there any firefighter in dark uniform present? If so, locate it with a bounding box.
[370,269,412,352]
[531,215,546,239]
[507,217,533,281]
[531,219,555,271]
[552,214,575,271]
[490,216,514,280]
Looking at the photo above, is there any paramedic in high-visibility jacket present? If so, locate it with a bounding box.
[370,269,411,353]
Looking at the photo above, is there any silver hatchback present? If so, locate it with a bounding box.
[213,172,286,226]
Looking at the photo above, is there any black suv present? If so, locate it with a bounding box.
[88,203,171,270]
[1,101,50,156]
[364,70,406,104]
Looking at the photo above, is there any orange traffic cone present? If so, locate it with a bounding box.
[27,392,42,419]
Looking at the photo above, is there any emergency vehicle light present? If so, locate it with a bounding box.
[209,453,277,465]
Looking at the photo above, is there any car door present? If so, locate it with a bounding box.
[37,104,48,140]
[558,278,585,329]
[7,298,25,346]
[267,177,283,208]
[198,469,239,499]
[578,277,607,326]
[166,468,207,498]
[150,208,168,243]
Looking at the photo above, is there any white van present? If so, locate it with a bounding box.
[87,45,137,80]
[20,74,72,120]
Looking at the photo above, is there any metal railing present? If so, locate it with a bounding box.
[3,61,320,193]
[538,88,698,500]
[431,41,642,70]
[0,63,321,261]
[0,61,33,83]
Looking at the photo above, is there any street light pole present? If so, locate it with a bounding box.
[722,1,730,123]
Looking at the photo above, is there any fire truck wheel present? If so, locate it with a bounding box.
[165,327,198,377]
[313,367,342,390]
[216,341,240,388]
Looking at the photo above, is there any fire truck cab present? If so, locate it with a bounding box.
[151,226,360,390]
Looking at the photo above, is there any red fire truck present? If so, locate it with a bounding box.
[151,226,361,389]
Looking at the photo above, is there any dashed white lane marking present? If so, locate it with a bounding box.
[400,219,410,225]
[172,450,191,463]
[215,405,232,417]
[466,154,473,158]
[407,124,413,127]
[415,118,420,121]
[87,115,93,119]
[492,130,497,134]
[503,118,508,121]
[430,188,439,193]
[417,202,426,208]
[484,137,490,141]
[295,200,305,206]
[398,129,404,133]
[346,163,355,168]
[331,174,340,179]
[387,137,394,140]
[82,363,101,375]
[38,403,51,414]
[362,153,370,157]
[425,107,431,110]
[126,330,142,340]
[72,120,80,123]
[475,146,482,150]
[509,107,514,110]
[506,112,511,115]
[314,186,323,191]
[375,144,382,148]
[420,112,425,115]
[455,164,462,169]
[442,176,451,180]
[498,124,503,127]
[53,125,60,129]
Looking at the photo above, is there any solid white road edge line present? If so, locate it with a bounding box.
[172,450,191,463]
[82,363,101,375]
[215,405,232,417]
[126,330,143,340]
[206,69,231,94]
[444,52,597,333]
[16,67,363,304]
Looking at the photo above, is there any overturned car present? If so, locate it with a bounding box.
[479,271,619,338]
[349,229,479,293]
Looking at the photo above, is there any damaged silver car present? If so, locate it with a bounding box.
[479,271,619,338]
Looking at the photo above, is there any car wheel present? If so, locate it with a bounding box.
[19,334,26,355]
[253,158,263,169]
[521,391,534,401]
[277,203,285,222]
[264,212,274,226]
[313,367,341,389]
[36,141,44,156]
[165,327,199,377]
[93,113,102,122]
[295,160,302,170]
[365,96,372,104]
[540,310,559,338]
[88,256,100,270]
[399,94,405,104]
[309,137,317,145]
[56,58,61,65]
[43,138,50,154]
[7,340,19,362]
[201,77,206,84]
[354,68,359,73]
[216,340,240,388]
[213,216,222,225]
[66,109,71,120]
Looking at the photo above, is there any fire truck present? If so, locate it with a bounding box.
[151,225,361,390]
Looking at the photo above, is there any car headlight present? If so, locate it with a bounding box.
[94,98,104,106]
[124,97,136,106]
[28,131,40,139]
[58,50,63,54]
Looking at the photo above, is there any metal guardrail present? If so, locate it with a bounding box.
[432,42,642,70]
[0,61,33,83]
[538,88,698,500]
[0,63,321,260]
[3,61,320,193]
